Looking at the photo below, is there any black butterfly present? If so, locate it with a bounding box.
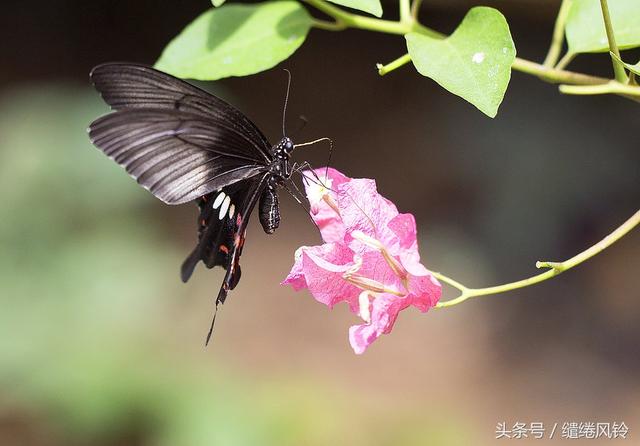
[88,63,324,343]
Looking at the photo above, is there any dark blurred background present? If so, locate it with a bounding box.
[1,0,638,445]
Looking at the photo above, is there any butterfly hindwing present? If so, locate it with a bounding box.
[181,173,272,305]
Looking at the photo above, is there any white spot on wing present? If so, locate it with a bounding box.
[219,196,231,220]
[213,192,225,209]
[228,204,235,219]
[472,52,485,64]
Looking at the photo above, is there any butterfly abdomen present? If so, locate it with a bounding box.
[259,183,280,234]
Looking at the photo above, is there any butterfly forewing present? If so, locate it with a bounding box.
[90,63,271,162]
[89,108,267,204]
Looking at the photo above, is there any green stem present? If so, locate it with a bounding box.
[555,52,575,70]
[377,54,411,76]
[559,81,640,97]
[410,0,423,20]
[399,0,412,24]
[543,0,572,67]
[512,58,608,85]
[307,0,611,88]
[431,272,468,293]
[305,0,416,35]
[599,0,628,82]
[311,18,346,31]
[304,0,353,23]
[306,0,443,37]
[378,53,609,86]
[435,209,640,308]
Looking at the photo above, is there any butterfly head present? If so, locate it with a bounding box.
[284,137,294,153]
[274,137,294,159]
[269,137,295,180]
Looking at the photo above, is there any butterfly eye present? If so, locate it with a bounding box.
[284,140,294,153]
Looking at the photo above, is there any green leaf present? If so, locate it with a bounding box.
[566,0,640,53]
[325,0,382,18]
[405,7,515,118]
[212,0,226,7]
[156,2,312,80]
[610,51,640,75]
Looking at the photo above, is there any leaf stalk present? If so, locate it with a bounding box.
[434,210,640,308]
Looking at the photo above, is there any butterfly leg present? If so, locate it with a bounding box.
[323,139,333,184]
[281,180,322,233]
[293,161,337,193]
[291,161,319,182]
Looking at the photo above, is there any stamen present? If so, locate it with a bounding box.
[322,194,340,215]
[351,230,408,280]
[305,173,334,205]
[343,272,404,297]
[351,230,383,250]
[345,254,363,276]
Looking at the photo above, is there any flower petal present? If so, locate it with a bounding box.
[357,249,441,313]
[336,179,399,253]
[405,272,442,312]
[348,294,410,354]
[281,247,308,291]
[387,213,418,251]
[349,323,378,355]
[303,168,350,243]
[303,167,349,205]
[312,212,345,244]
[356,250,405,294]
[283,167,442,354]
[300,243,361,310]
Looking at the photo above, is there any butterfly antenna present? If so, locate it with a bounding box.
[282,69,292,137]
[294,138,334,183]
[294,137,332,150]
[323,139,333,182]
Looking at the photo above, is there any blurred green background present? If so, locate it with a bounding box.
[1,1,638,445]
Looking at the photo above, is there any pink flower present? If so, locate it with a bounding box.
[282,168,441,354]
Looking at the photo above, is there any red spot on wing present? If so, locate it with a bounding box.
[233,232,246,249]
[219,245,229,254]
